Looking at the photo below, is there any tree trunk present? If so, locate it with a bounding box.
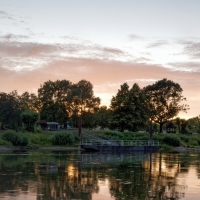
[149,120,153,143]
[159,123,164,133]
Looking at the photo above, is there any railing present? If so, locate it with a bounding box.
[81,140,160,146]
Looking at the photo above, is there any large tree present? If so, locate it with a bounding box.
[19,91,40,112]
[144,78,189,133]
[110,83,147,132]
[38,80,72,122]
[68,80,100,121]
[0,91,21,130]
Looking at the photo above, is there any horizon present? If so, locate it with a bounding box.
[0,0,200,119]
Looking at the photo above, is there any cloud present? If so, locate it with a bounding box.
[134,57,152,62]
[0,36,129,72]
[0,56,199,119]
[0,10,14,20]
[183,41,200,59]
[0,34,30,41]
[167,62,200,72]
[147,40,169,48]
[0,34,199,118]
[128,34,144,40]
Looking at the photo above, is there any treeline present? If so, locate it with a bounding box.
[0,78,199,134]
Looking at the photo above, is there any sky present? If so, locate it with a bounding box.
[0,0,200,119]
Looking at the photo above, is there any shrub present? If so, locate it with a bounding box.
[19,137,28,146]
[21,110,39,132]
[51,133,75,145]
[188,139,198,147]
[162,135,181,147]
[179,135,190,143]
[30,136,51,146]
[1,130,28,146]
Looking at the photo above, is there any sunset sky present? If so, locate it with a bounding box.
[0,0,200,119]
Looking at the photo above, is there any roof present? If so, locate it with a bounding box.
[47,122,59,125]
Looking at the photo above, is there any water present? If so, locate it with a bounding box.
[0,150,200,200]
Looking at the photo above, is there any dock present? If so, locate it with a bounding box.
[81,139,161,152]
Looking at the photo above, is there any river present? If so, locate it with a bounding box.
[0,150,200,200]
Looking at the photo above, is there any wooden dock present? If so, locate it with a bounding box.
[81,140,161,152]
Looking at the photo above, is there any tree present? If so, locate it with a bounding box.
[144,79,189,133]
[19,91,40,112]
[38,80,72,122]
[128,83,148,131]
[0,91,21,130]
[187,115,200,134]
[21,110,39,132]
[110,83,130,132]
[68,80,100,122]
[110,83,147,132]
[95,106,110,129]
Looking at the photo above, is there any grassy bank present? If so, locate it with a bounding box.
[82,129,200,150]
[0,130,78,147]
[1,129,200,150]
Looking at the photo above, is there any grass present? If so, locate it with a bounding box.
[1,128,200,149]
[0,129,78,147]
[82,129,200,150]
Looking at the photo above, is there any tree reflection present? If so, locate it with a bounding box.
[0,151,199,200]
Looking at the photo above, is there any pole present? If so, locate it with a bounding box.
[149,120,153,146]
[78,115,82,151]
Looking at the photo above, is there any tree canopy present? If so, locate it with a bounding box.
[144,78,189,133]
[110,83,148,132]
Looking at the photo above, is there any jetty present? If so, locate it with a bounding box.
[81,139,161,152]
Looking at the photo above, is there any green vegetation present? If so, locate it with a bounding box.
[0,78,199,150]
[21,110,39,132]
[144,78,189,133]
[1,130,28,146]
[82,129,200,149]
[0,130,77,147]
[51,132,75,145]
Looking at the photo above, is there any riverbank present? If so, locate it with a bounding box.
[1,145,200,153]
[0,146,79,152]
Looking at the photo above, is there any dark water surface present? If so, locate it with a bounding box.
[0,150,200,200]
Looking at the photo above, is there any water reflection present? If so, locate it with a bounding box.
[0,151,200,200]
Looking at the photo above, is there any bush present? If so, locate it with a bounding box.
[179,135,190,143]
[19,137,28,146]
[30,136,50,146]
[1,130,28,146]
[51,133,75,145]
[162,135,181,147]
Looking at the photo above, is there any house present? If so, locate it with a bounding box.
[36,120,59,131]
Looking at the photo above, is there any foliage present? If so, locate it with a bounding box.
[0,91,21,130]
[82,111,97,128]
[144,78,189,133]
[21,110,39,132]
[51,132,75,145]
[161,135,181,147]
[1,130,28,146]
[187,115,200,134]
[110,83,148,132]
[30,135,51,146]
[68,80,100,127]
[0,137,12,146]
[38,80,71,122]
[19,91,40,112]
[95,106,110,129]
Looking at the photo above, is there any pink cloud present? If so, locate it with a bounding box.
[0,57,199,119]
